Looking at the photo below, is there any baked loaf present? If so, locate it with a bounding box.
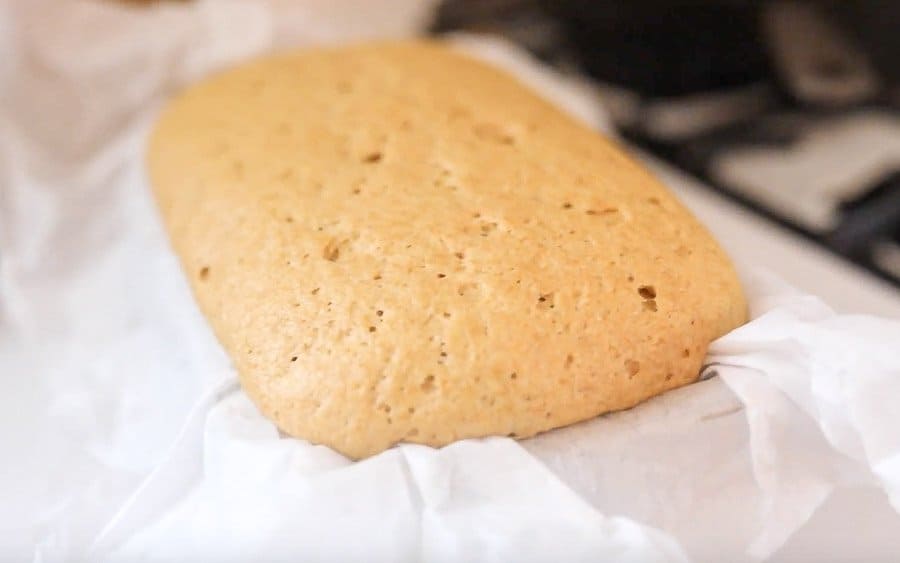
[148,41,747,459]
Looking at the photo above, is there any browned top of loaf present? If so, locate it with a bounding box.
[148,40,747,459]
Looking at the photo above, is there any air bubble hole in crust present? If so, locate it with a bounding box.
[323,240,341,261]
[625,359,640,377]
[638,285,657,299]
[537,293,555,310]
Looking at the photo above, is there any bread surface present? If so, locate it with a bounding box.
[148,40,747,458]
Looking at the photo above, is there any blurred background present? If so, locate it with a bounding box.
[432,0,900,292]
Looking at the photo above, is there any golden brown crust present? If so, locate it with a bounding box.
[148,40,747,459]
